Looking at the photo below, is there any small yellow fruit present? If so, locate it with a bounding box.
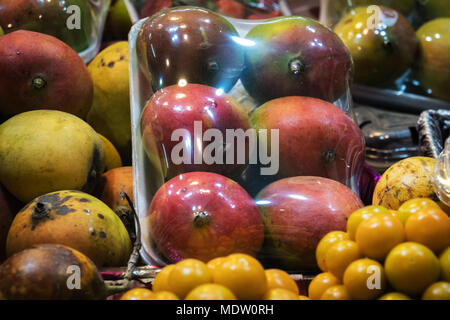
[120,288,155,300]
[263,288,299,300]
[316,231,350,271]
[440,247,450,281]
[152,264,175,293]
[168,259,212,299]
[343,258,386,300]
[378,292,411,300]
[265,269,299,294]
[185,284,236,300]
[422,282,450,300]
[308,272,340,300]
[320,285,351,300]
[325,240,362,279]
[151,291,179,300]
[347,206,390,240]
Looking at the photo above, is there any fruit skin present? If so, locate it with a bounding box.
[185,284,237,300]
[385,242,440,296]
[355,214,404,261]
[152,291,179,300]
[6,190,132,268]
[334,6,418,86]
[256,176,363,271]
[265,269,299,294]
[207,257,225,274]
[330,0,415,21]
[397,198,441,225]
[141,84,251,180]
[316,231,350,272]
[440,247,450,282]
[137,6,244,92]
[343,258,386,300]
[325,240,362,280]
[98,134,122,172]
[242,17,352,104]
[87,42,132,164]
[152,264,175,293]
[422,282,450,300]
[347,205,391,240]
[168,259,212,299]
[0,30,93,119]
[378,292,411,300]
[320,285,351,300]
[148,172,263,263]
[104,0,133,41]
[0,110,105,203]
[0,244,106,300]
[308,272,341,300]
[0,0,92,52]
[263,288,299,300]
[120,288,155,300]
[251,96,365,188]
[0,183,21,263]
[373,157,438,210]
[416,18,450,102]
[404,207,450,254]
[212,253,267,300]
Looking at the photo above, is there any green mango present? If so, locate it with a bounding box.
[0,0,93,52]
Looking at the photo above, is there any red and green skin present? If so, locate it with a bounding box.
[0,30,93,119]
[251,96,365,187]
[141,83,251,180]
[416,18,450,102]
[256,176,363,271]
[241,16,353,104]
[148,172,264,263]
[0,0,92,52]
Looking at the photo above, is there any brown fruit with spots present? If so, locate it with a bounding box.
[0,183,21,263]
[0,30,93,119]
[6,190,132,268]
[0,244,107,300]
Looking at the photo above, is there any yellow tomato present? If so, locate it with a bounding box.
[422,282,450,300]
[263,288,299,300]
[385,242,440,296]
[265,269,299,294]
[152,264,175,292]
[398,198,441,225]
[378,292,411,300]
[316,231,350,272]
[120,288,155,300]
[355,214,405,261]
[206,257,225,274]
[325,240,362,280]
[347,206,391,240]
[405,207,450,253]
[440,247,450,281]
[308,272,340,300]
[320,285,351,300]
[185,284,237,300]
[298,295,311,300]
[343,258,386,300]
[213,253,267,300]
[168,259,212,299]
[151,291,179,300]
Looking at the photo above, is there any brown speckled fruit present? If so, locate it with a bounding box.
[0,244,107,300]
[6,190,132,268]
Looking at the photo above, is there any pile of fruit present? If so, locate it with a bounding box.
[309,198,450,300]
[121,253,309,300]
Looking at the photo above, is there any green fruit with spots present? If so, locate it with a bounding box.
[334,6,418,86]
[416,18,450,102]
[0,110,105,203]
[241,16,352,104]
[0,244,107,300]
[0,0,93,52]
[6,190,132,268]
[0,30,93,119]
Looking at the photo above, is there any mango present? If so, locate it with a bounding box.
[6,190,132,268]
[0,0,92,52]
[98,134,122,171]
[0,244,107,300]
[0,110,105,203]
[87,42,132,164]
[0,30,93,119]
[373,157,438,210]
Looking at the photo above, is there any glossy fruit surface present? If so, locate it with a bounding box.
[347,206,391,240]
[120,288,155,300]
[326,240,362,279]
[308,272,341,300]
[378,292,411,300]
[263,288,299,300]
[421,282,450,300]
[397,198,441,225]
[440,247,450,282]
[343,258,386,300]
[320,285,351,300]
[185,284,237,300]
[316,231,350,272]
[152,264,175,293]
[168,259,212,299]
[265,269,299,294]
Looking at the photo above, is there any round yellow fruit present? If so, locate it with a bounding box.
[151,291,179,300]
[422,282,450,300]
[347,206,391,240]
[185,284,236,300]
[168,259,211,299]
[440,247,450,281]
[263,288,299,300]
[316,231,350,272]
[325,240,362,279]
[343,258,386,300]
[320,285,351,300]
[378,292,411,300]
[98,134,122,171]
[265,269,299,294]
[6,190,132,267]
[308,272,341,300]
[397,198,441,225]
[373,157,437,210]
[152,264,175,293]
[87,42,131,164]
[0,110,105,203]
[120,288,155,300]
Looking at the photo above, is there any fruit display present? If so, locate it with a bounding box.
[323,0,450,103]
[0,0,448,303]
[308,197,450,300]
